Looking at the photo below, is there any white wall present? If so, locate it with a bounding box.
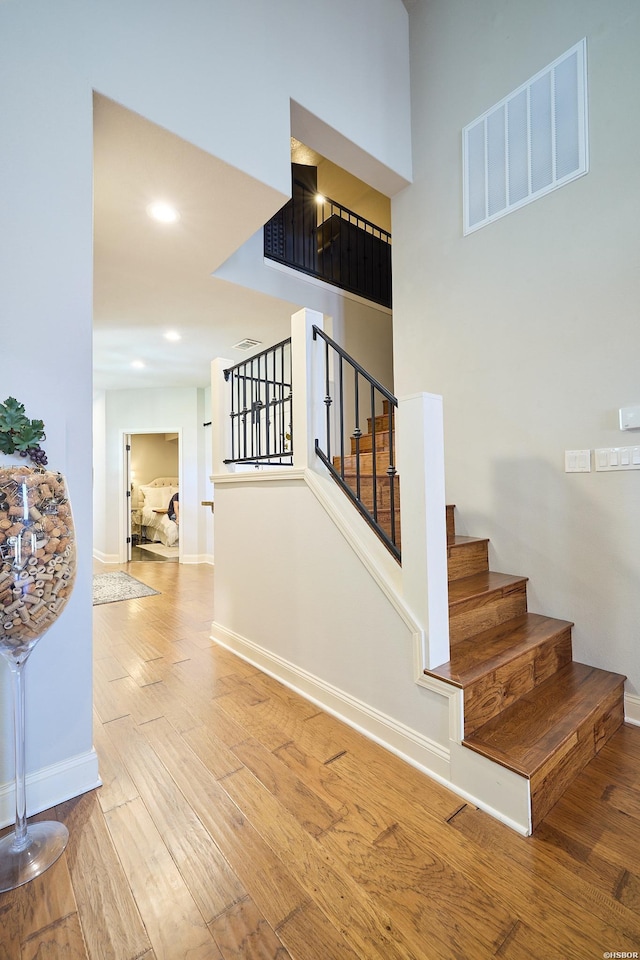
[0,0,410,818]
[212,477,450,765]
[0,8,97,807]
[393,0,640,700]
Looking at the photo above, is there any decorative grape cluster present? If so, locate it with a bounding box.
[0,398,48,467]
[19,447,48,466]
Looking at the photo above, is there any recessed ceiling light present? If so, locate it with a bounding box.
[146,201,180,223]
[131,360,145,369]
[164,330,181,342]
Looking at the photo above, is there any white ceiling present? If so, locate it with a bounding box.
[93,94,299,392]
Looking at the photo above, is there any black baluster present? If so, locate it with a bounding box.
[371,382,377,523]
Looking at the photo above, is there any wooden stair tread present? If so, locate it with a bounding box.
[448,570,528,606]
[427,613,574,688]
[463,662,626,778]
[448,535,488,548]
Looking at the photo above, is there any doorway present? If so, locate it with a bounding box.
[126,432,180,562]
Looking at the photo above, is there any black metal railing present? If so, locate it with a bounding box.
[312,326,399,561]
[223,338,293,466]
[264,179,392,308]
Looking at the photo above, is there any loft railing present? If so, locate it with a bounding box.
[223,338,293,465]
[264,179,392,308]
[312,325,400,561]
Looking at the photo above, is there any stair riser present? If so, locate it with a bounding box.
[367,413,393,434]
[448,541,488,582]
[350,431,393,455]
[463,630,573,736]
[449,583,528,645]
[530,683,624,829]
[446,505,455,542]
[333,451,396,475]
[339,477,399,511]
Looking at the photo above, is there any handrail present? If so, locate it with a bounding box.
[312,325,400,562]
[312,187,391,245]
[312,327,397,405]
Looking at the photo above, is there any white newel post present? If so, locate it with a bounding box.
[211,357,232,475]
[290,308,325,471]
[396,392,450,669]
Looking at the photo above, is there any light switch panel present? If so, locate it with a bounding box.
[595,446,640,471]
[619,405,640,430]
[565,450,591,473]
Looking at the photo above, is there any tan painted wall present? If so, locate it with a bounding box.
[393,0,640,697]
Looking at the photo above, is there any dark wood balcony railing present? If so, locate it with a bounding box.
[264,177,392,308]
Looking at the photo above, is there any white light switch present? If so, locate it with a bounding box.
[595,446,640,471]
[565,450,591,473]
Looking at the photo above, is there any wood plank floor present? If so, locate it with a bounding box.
[1,559,640,959]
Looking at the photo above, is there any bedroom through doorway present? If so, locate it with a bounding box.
[126,432,180,562]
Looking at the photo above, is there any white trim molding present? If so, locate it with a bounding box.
[624,692,640,726]
[92,549,120,564]
[0,748,101,829]
[211,620,451,781]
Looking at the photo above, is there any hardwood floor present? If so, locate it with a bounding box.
[1,559,640,958]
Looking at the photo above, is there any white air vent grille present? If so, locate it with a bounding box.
[463,39,588,235]
[232,338,262,351]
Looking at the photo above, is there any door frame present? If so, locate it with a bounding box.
[120,429,182,563]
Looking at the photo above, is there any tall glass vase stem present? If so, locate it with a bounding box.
[9,657,30,850]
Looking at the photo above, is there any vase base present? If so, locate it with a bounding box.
[0,821,69,893]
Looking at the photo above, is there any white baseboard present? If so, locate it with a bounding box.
[211,619,451,781]
[210,620,536,834]
[625,692,640,726]
[181,553,214,565]
[0,748,102,829]
[93,549,120,564]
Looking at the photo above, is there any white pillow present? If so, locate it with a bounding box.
[139,485,178,510]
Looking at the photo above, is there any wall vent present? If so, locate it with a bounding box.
[463,39,588,235]
[232,338,262,351]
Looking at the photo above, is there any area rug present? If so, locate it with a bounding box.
[138,543,179,558]
[92,571,160,605]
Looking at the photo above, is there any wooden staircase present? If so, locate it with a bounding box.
[333,402,400,550]
[429,504,626,830]
[335,406,626,831]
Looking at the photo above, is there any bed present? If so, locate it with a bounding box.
[138,477,179,547]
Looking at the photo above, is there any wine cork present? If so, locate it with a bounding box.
[1,466,76,653]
